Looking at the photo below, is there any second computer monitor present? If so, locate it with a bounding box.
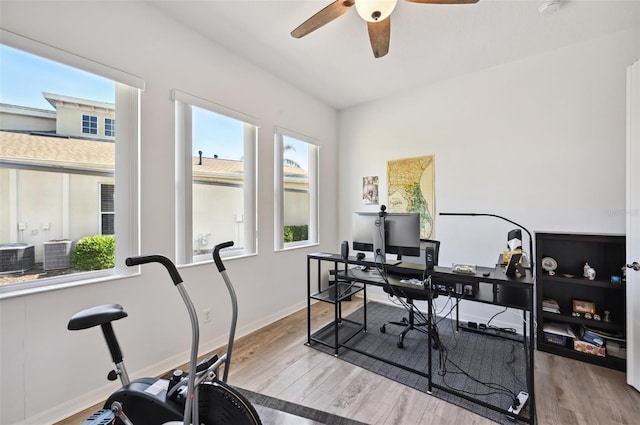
[352,212,385,257]
[385,213,421,259]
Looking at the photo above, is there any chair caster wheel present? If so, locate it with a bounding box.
[380,325,386,333]
[397,339,404,349]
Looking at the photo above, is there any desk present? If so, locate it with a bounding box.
[306,253,535,424]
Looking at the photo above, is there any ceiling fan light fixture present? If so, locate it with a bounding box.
[355,0,398,23]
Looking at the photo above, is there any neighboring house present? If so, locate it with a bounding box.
[0,93,309,265]
[1,92,115,140]
[42,92,116,140]
[0,103,55,133]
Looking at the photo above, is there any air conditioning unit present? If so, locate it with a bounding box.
[43,240,73,271]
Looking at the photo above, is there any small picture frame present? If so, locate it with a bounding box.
[572,299,596,315]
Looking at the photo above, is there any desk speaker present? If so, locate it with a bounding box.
[341,241,349,261]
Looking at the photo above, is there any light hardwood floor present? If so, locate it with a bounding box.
[58,299,640,425]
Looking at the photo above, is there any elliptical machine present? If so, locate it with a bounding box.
[67,241,261,425]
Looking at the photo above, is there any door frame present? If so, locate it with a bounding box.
[626,59,640,390]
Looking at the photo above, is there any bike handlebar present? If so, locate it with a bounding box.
[125,255,183,285]
[213,241,234,272]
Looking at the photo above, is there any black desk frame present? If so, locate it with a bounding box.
[306,253,536,425]
[306,254,368,354]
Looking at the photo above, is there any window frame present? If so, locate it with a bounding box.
[274,127,319,251]
[0,29,142,299]
[82,114,98,135]
[172,89,259,265]
[105,117,115,137]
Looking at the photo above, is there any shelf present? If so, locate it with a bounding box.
[541,311,624,332]
[311,282,364,304]
[537,341,626,372]
[537,274,626,290]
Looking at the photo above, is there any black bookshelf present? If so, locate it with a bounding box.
[535,232,626,371]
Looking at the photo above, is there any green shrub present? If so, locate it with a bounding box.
[284,225,308,243]
[72,235,115,271]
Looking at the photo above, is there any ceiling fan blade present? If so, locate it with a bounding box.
[291,0,355,38]
[367,17,391,59]
[405,0,479,4]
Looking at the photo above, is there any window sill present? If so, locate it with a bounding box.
[277,242,320,252]
[0,271,135,300]
[179,251,258,269]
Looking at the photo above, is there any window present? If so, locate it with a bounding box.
[0,30,142,295]
[105,118,115,137]
[100,183,115,235]
[173,90,258,264]
[274,128,319,250]
[82,114,98,134]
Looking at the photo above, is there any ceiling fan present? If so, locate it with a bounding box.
[291,0,479,58]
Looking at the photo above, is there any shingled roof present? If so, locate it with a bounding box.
[1,131,308,178]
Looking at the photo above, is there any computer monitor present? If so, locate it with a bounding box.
[352,212,385,257]
[402,239,440,269]
[384,213,421,259]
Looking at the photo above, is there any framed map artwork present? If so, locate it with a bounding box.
[387,156,435,239]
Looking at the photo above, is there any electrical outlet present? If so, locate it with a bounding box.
[203,309,211,323]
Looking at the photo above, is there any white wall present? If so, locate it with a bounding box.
[0,1,338,424]
[338,27,640,326]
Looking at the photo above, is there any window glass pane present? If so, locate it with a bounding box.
[0,44,119,287]
[191,107,245,257]
[282,135,311,245]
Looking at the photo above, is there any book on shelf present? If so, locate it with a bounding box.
[584,326,626,343]
[578,326,605,347]
[542,297,561,314]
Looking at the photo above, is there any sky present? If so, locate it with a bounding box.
[1,44,308,167]
[0,45,115,109]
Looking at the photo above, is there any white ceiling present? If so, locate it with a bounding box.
[151,0,640,110]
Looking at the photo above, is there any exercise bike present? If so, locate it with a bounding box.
[67,241,262,425]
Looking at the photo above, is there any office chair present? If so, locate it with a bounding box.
[380,239,440,349]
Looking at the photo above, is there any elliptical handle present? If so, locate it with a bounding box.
[125,255,183,286]
[213,241,234,272]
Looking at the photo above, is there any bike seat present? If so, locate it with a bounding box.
[67,304,128,330]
